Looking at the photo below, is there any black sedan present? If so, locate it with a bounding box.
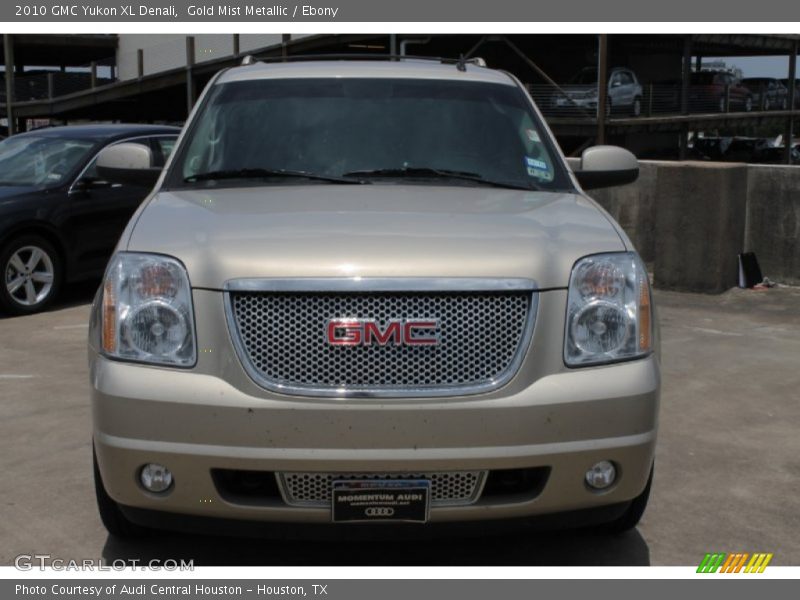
[0,124,180,315]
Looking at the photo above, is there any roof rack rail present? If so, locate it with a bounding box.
[238,53,489,67]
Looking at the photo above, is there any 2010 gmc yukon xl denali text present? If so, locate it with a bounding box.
[88,58,659,538]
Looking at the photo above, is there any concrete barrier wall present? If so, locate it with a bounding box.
[575,159,800,292]
[745,166,800,287]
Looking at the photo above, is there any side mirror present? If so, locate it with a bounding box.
[95,142,161,187]
[573,145,639,190]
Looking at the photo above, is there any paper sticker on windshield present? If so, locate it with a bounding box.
[525,129,541,143]
[525,156,548,170]
[525,156,552,181]
[527,166,553,181]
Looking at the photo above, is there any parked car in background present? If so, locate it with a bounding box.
[691,136,772,162]
[778,78,800,107]
[0,124,180,315]
[756,144,800,164]
[554,66,644,116]
[742,78,789,110]
[689,71,753,113]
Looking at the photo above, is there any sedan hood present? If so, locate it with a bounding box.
[0,185,39,202]
[126,185,625,290]
[563,85,598,97]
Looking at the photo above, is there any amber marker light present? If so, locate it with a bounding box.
[101,278,117,353]
[638,277,652,352]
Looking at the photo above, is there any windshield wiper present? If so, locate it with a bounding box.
[341,167,540,191]
[184,168,366,185]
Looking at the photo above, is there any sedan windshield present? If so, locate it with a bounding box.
[169,77,571,191]
[0,135,95,187]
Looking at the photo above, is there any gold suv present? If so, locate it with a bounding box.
[89,58,658,537]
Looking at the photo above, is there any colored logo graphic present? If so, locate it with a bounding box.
[697,553,773,573]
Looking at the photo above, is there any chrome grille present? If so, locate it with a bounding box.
[227,288,535,397]
[278,471,486,507]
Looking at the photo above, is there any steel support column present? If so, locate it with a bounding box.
[3,34,15,136]
[679,35,693,159]
[786,41,797,165]
[185,36,196,116]
[597,34,609,145]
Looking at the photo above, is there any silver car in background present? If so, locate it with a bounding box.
[553,67,644,117]
[88,58,659,539]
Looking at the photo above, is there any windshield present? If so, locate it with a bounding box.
[0,135,95,187]
[168,77,571,192]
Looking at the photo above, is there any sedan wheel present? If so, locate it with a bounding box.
[0,237,61,315]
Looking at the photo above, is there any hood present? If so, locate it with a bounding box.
[0,185,39,201]
[126,184,625,290]
[563,85,598,97]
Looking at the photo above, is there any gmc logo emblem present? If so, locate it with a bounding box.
[326,319,439,346]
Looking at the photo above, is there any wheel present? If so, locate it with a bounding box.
[603,464,653,534]
[0,235,62,315]
[93,447,148,538]
[632,96,642,117]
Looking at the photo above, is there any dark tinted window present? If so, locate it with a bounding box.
[169,77,571,191]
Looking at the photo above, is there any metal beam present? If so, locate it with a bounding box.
[3,34,15,135]
[679,35,693,159]
[185,36,196,116]
[786,41,797,164]
[597,34,609,145]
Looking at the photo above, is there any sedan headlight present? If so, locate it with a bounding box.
[564,252,652,367]
[100,253,196,367]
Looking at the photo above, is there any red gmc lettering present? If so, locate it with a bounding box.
[327,319,439,346]
[326,320,362,346]
[363,321,402,345]
[403,320,439,345]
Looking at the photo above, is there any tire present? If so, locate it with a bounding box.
[93,447,148,538]
[0,235,62,316]
[632,96,642,117]
[603,464,653,534]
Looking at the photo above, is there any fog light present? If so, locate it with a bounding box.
[140,463,173,493]
[585,460,616,490]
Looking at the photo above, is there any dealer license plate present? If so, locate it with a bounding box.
[331,479,431,523]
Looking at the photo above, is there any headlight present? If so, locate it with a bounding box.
[564,252,652,367]
[101,253,196,367]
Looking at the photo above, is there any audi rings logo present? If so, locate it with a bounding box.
[365,507,395,517]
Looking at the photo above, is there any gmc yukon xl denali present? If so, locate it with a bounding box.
[88,58,659,538]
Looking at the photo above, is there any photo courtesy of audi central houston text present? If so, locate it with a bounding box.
[2,33,799,567]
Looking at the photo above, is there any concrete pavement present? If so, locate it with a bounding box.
[1,283,798,566]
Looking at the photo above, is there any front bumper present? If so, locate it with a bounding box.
[91,288,659,527]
